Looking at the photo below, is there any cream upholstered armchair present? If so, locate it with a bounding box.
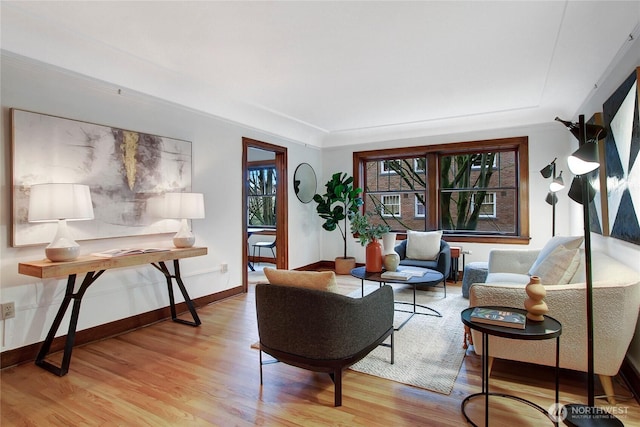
[468,239,640,405]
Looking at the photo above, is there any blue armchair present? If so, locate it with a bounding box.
[394,239,451,296]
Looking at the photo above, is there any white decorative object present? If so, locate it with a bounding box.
[381,232,397,255]
[163,193,205,248]
[28,183,94,262]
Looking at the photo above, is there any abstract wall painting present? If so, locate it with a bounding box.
[12,109,192,247]
[587,113,608,236]
[602,67,640,245]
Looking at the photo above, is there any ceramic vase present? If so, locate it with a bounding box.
[365,239,383,272]
[381,232,399,271]
[381,232,397,255]
[524,275,548,322]
[383,252,400,272]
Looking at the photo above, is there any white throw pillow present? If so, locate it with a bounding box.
[528,235,584,276]
[529,245,581,285]
[406,230,443,261]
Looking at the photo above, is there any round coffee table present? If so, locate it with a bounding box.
[350,266,444,330]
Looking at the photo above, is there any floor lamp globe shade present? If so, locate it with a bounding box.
[27,183,94,262]
[163,193,205,248]
[568,143,599,175]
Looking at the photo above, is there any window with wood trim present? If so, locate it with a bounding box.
[248,163,277,227]
[353,136,529,243]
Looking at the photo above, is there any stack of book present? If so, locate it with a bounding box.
[380,271,413,280]
[379,268,426,280]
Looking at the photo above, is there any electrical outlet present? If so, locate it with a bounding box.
[221,263,228,273]
[1,302,15,320]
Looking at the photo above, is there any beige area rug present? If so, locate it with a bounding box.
[348,283,469,395]
[249,270,469,395]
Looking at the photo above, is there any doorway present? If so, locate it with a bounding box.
[242,137,288,292]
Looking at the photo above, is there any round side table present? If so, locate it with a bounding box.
[461,306,562,426]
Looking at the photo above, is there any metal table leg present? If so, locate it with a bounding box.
[35,270,104,376]
[151,260,201,326]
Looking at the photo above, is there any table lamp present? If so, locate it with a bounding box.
[164,192,205,248]
[28,183,94,262]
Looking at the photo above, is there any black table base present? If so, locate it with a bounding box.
[351,266,445,331]
[461,306,562,426]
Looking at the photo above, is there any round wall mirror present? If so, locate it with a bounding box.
[293,163,317,204]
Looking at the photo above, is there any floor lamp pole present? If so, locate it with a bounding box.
[582,171,595,408]
[552,166,557,237]
[579,112,595,407]
[563,115,621,426]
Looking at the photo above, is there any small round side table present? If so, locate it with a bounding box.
[461,306,562,426]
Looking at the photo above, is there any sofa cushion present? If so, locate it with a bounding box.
[406,230,442,260]
[529,245,581,285]
[399,258,438,270]
[264,267,339,293]
[485,272,531,285]
[528,235,584,276]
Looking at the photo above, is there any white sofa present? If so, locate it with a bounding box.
[469,245,640,404]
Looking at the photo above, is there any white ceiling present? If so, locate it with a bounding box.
[2,1,639,147]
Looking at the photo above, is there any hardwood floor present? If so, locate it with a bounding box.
[2,280,639,426]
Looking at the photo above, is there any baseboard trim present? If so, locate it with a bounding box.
[295,260,366,271]
[295,260,338,271]
[0,286,243,370]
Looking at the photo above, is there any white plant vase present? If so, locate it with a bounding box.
[381,232,397,255]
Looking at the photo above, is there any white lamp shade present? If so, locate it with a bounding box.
[163,193,205,219]
[28,183,94,222]
[549,172,565,192]
[568,143,600,175]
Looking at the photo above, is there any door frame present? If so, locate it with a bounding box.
[242,137,288,292]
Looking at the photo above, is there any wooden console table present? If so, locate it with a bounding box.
[18,247,207,376]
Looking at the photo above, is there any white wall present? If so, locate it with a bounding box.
[0,53,321,352]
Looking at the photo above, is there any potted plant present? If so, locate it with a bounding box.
[313,172,363,274]
[350,211,391,246]
[350,210,390,272]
